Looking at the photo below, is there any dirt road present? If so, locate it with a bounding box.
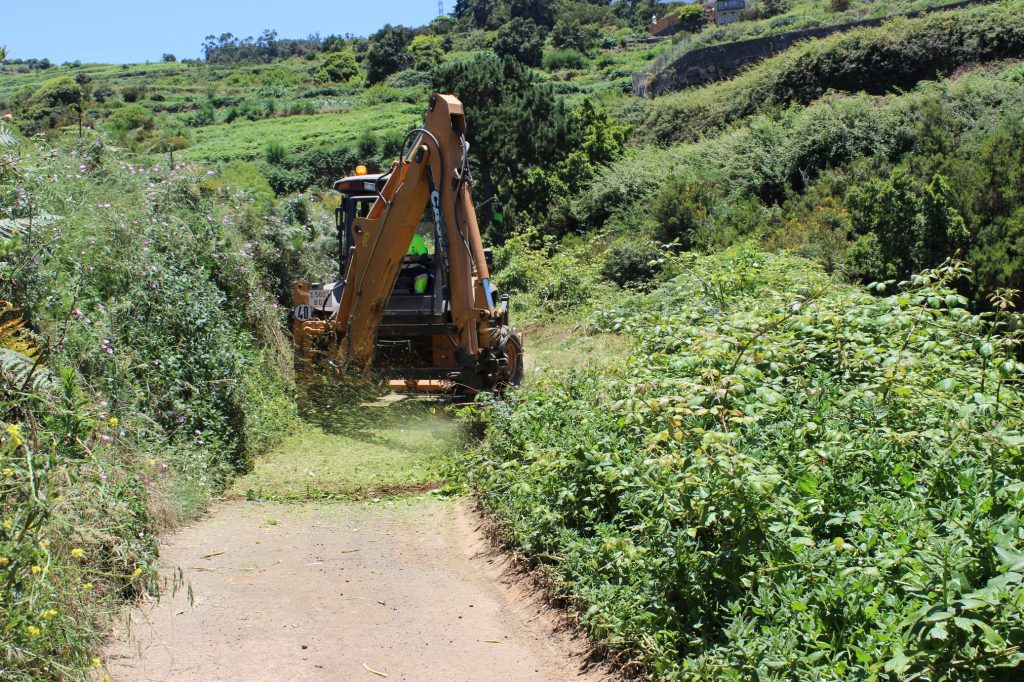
[105,400,608,682]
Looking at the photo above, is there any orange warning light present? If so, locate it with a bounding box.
[355,164,368,176]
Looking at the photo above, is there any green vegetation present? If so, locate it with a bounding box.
[461,247,1024,679]
[0,121,327,678]
[6,0,1024,678]
[645,2,1024,144]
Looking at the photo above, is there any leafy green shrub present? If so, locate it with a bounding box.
[265,140,288,165]
[543,48,587,71]
[120,85,146,103]
[599,238,663,287]
[551,18,599,54]
[491,233,607,321]
[187,102,215,127]
[383,69,432,90]
[651,177,716,248]
[14,76,83,135]
[408,34,444,72]
[106,104,154,132]
[26,76,83,108]
[673,3,708,33]
[461,247,1024,679]
[362,83,417,105]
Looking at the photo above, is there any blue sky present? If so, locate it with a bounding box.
[3,0,443,64]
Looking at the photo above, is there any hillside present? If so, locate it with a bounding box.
[3,0,1024,679]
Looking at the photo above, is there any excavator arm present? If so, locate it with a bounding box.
[292,93,520,392]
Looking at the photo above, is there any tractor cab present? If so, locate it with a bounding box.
[329,171,448,323]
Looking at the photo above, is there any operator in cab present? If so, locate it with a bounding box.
[404,233,430,294]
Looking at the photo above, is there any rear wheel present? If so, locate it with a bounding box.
[491,326,524,390]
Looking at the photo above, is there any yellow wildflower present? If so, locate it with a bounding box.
[2,468,12,477]
[26,625,40,638]
[2,519,12,530]
[40,539,49,549]
[0,556,7,566]
[6,424,23,448]
[82,582,94,591]
[71,548,85,559]
[30,565,41,574]
[132,567,143,577]
[41,609,57,619]
[108,417,118,427]
[92,658,102,668]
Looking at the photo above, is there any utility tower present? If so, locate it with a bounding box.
[438,1,444,16]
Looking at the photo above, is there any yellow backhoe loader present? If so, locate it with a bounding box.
[291,93,523,394]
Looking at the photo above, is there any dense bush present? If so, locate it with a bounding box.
[599,238,663,288]
[106,103,154,132]
[491,232,611,321]
[651,178,716,248]
[462,246,1024,679]
[13,76,83,135]
[543,48,588,71]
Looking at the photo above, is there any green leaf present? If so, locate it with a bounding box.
[884,653,912,674]
[975,621,1005,649]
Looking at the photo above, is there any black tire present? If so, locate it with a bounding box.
[491,325,524,390]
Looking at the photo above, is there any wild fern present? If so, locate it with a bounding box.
[0,302,52,391]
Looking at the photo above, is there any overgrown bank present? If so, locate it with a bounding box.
[460,247,1024,679]
[0,126,310,679]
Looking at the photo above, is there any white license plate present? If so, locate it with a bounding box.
[308,289,331,309]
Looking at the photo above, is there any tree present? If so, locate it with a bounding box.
[322,34,347,53]
[509,0,555,27]
[762,0,789,17]
[162,53,177,62]
[429,15,459,34]
[315,49,359,83]
[408,34,444,72]
[365,24,411,85]
[454,0,508,29]
[434,54,625,238]
[551,17,599,53]
[494,18,546,67]
[674,4,707,33]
